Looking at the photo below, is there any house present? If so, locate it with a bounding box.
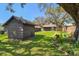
[3,16,35,40]
[43,23,57,31]
[35,24,41,32]
[34,23,57,31]
[63,24,76,34]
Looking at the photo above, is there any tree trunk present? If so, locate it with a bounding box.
[73,24,79,42]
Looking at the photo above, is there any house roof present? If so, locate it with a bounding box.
[35,26,41,28]
[34,23,41,28]
[43,23,57,27]
[3,16,35,26]
[64,23,75,27]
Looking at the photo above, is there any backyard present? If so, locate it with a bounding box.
[0,31,79,56]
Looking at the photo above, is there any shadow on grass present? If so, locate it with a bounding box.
[0,34,54,56]
[0,34,74,56]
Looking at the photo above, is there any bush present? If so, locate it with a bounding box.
[0,31,5,34]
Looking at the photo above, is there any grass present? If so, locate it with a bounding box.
[0,31,79,56]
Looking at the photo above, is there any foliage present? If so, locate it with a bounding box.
[6,3,26,13]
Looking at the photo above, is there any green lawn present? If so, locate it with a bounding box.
[0,31,79,56]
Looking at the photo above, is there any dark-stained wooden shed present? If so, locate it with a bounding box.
[3,16,35,40]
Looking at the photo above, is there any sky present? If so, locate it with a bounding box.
[0,3,46,24]
[0,3,74,25]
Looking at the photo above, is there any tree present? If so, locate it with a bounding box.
[39,3,74,31]
[33,16,45,31]
[59,4,79,42]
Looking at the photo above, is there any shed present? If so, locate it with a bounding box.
[43,23,57,31]
[3,16,35,40]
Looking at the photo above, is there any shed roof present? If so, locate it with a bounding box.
[3,16,35,26]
